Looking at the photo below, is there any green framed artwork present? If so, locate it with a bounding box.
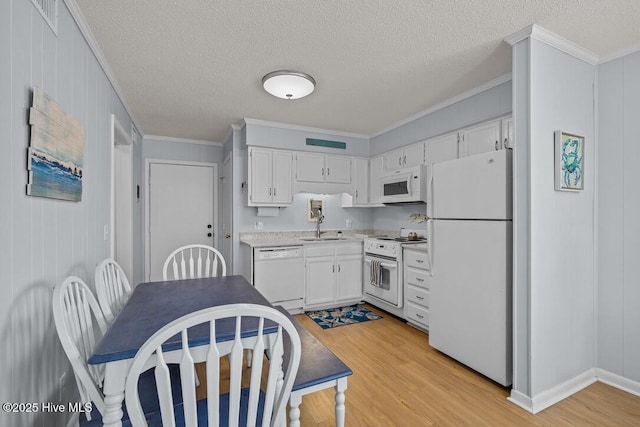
[554,131,584,191]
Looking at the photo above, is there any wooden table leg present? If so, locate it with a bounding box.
[335,378,348,427]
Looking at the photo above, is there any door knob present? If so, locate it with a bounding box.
[207,233,212,237]
[225,234,231,239]
[207,224,212,229]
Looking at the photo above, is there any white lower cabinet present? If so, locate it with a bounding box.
[305,243,363,308]
[404,248,430,331]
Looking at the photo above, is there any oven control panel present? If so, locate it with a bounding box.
[365,239,399,258]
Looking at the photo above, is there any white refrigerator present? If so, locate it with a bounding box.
[427,149,513,386]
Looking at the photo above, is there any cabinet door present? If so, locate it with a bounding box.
[353,158,368,205]
[502,117,513,149]
[460,120,501,157]
[249,148,272,204]
[369,155,384,204]
[403,142,425,168]
[272,151,292,203]
[296,153,325,183]
[383,148,403,171]
[426,132,458,165]
[305,256,336,305]
[336,254,363,301]
[325,155,351,183]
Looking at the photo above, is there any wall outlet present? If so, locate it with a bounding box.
[103,224,109,241]
[254,221,263,230]
[346,219,352,230]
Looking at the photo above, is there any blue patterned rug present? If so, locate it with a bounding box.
[306,304,382,329]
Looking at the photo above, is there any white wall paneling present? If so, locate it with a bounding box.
[510,37,532,399]
[597,51,640,383]
[0,1,138,426]
[508,30,598,412]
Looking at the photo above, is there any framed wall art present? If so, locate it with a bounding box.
[27,87,84,202]
[554,131,584,191]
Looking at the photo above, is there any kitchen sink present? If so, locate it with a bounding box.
[299,237,349,241]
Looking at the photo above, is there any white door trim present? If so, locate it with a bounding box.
[144,158,219,281]
[110,115,134,278]
[222,152,233,272]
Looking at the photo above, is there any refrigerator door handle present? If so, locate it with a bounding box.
[427,219,434,276]
[427,168,435,219]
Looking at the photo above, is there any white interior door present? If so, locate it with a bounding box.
[221,153,233,273]
[147,161,216,281]
[111,115,134,283]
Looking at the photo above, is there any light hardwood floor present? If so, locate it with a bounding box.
[290,304,640,426]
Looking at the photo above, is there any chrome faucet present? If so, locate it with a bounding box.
[315,209,325,238]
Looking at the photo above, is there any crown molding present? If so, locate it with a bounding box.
[223,124,241,144]
[371,73,512,138]
[242,118,369,140]
[505,24,598,65]
[599,41,640,65]
[63,0,144,136]
[144,135,223,146]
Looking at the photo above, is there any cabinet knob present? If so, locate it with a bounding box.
[494,140,499,150]
[504,137,509,149]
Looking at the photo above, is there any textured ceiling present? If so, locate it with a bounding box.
[74,0,640,142]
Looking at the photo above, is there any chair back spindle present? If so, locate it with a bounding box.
[95,258,132,323]
[124,304,301,427]
[162,245,227,281]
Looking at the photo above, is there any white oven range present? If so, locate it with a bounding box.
[364,230,426,318]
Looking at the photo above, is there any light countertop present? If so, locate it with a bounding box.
[239,229,391,248]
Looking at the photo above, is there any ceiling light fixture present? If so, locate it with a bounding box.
[262,70,316,100]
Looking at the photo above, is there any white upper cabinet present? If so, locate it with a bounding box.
[352,158,369,205]
[425,132,458,165]
[383,141,425,171]
[459,120,501,157]
[295,153,325,182]
[247,147,292,206]
[325,155,351,184]
[369,155,384,205]
[295,153,351,184]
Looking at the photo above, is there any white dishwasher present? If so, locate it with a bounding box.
[253,246,305,313]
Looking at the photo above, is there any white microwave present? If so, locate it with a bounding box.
[380,165,428,204]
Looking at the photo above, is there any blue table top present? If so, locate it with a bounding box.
[275,307,353,391]
[89,275,273,365]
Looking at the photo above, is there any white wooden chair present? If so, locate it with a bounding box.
[52,276,108,423]
[124,303,302,427]
[95,258,132,324]
[162,244,227,281]
[53,276,178,425]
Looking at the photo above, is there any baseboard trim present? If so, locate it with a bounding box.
[596,368,640,397]
[509,368,597,414]
[507,389,533,412]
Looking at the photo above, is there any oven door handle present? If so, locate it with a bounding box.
[364,258,397,269]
